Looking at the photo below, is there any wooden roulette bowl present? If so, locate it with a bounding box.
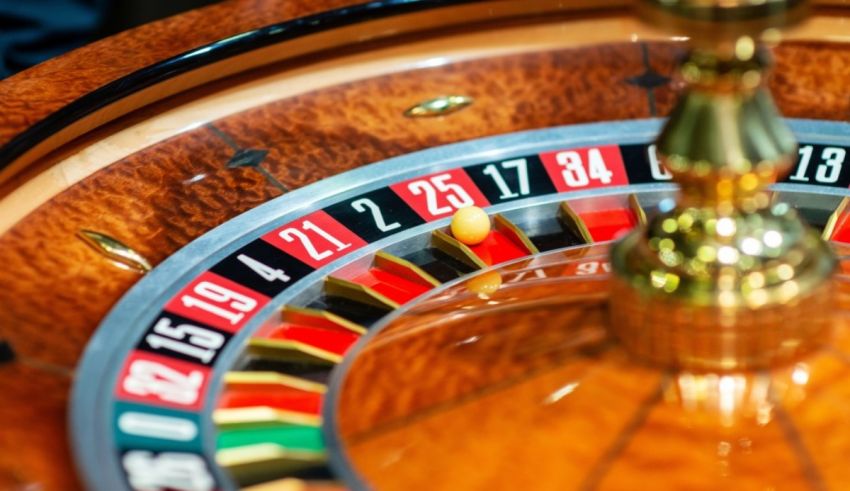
[3,1,850,490]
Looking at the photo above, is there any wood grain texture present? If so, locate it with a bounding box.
[0,128,280,367]
[0,39,653,491]
[217,44,650,190]
[0,363,78,490]
[0,0,361,148]
[337,281,610,438]
[0,45,651,369]
[772,41,850,121]
[0,1,846,176]
[0,2,850,486]
[346,351,664,491]
[648,41,850,121]
[336,266,850,491]
[6,40,850,370]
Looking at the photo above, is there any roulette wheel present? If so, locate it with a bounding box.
[4,0,850,489]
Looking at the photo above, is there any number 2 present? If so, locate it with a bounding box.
[351,198,401,232]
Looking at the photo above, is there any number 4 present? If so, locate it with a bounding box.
[237,254,290,283]
[557,148,612,187]
[587,149,613,183]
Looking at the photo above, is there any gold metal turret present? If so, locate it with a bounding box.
[610,0,836,371]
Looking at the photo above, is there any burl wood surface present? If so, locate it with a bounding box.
[0,42,656,366]
[0,0,363,148]
[0,41,656,490]
[335,261,850,491]
[0,364,77,490]
[6,41,850,368]
[1,20,850,491]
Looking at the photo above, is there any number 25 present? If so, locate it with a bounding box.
[408,173,474,215]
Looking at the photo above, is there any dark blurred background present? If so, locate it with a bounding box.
[0,0,220,79]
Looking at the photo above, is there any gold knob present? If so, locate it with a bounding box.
[639,0,808,53]
[609,0,835,371]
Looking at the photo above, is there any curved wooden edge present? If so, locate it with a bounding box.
[0,0,633,186]
[1,18,652,232]
[0,0,361,144]
[0,0,846,189]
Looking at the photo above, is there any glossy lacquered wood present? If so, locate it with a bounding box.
[0,38,844,491]
[7,39,850,370]
[0,0,359,163]
[1,1,850,490]
[0,0,633,185]
[0,4,648,488]
[334,259,850,490]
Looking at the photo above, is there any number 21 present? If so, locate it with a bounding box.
[279,220,351,261]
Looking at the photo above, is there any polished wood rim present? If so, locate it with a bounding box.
[0,0,632,186]
[1,1,850,490]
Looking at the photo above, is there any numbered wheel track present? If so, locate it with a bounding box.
[73,120,850,490]
[3,2,850,489]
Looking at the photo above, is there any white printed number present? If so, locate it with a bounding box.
[789,145,845,184]
[647,144,672,181]
[118,412,198,442]
[506,268,547,283]
[237,254,290,283]
[280,220,351,261]
[408,173,474,215]
[576,261,611,275]
[145,318,224,364]
[556,148,612,187]
[351,198,401,232]
[123,451,214,491]
[481,158,530,199]
[181,281,258,325]
[123,360,203,405]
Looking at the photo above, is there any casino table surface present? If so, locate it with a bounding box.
[4,1,850,490]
